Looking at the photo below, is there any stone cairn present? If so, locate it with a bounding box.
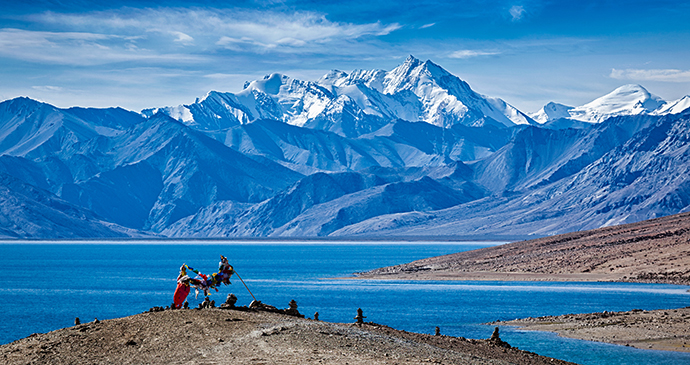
[314,312,319,321]
[435,326,441,336]
[354,308,366,325]
[198,297,213,309]
[74,317,80,326]
[284,299,301,316]
[220,293,238,309]
[489,326,511,348]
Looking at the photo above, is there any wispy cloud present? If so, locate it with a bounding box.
[448,49,500,59]
[610,68,690,83]
[509,5,526,21]
[29,8,401,54]
[171,31,194,45]
[0,28,204,66]
[32,85,63,92]
[420,23,436,29]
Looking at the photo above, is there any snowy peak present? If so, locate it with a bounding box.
[654,95,690,115]
[530,102,574,124]
[144,56,535,134]
[533,84,678,124]
[246,73,288,95]
[382,55,425,93]
[574,84,664,119]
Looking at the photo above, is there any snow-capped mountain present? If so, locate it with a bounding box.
[568,84,665,123]
[529,102,574,124]
[532,84,689,125]
[654,95,690,115]
[2,56,690,239]
[147,56,535,142]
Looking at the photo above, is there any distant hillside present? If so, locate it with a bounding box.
[358,211,690,285]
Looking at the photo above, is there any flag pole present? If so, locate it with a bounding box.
[234,271,257,302]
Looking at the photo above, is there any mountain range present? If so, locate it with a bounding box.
[1,56,689,239]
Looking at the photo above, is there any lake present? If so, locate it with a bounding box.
[2,241,690,364]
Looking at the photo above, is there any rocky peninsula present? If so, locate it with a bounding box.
[493,307,690,353]
[356,211,690,285]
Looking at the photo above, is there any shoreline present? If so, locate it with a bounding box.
[493,307,690,353]
[350,271,690,286]
[349,271,625,282]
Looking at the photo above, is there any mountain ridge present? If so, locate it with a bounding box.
[1,56,689,239]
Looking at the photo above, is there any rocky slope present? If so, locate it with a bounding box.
[358,211,690,285]
[0,307,573,365]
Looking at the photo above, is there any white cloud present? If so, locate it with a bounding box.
[32,85,63,92]
[30,8,401,54]
[509,5,526,21]
[610,68,690,83]
[420,23,436,29]
[171,31,194,45]
[0,28,204,65]
[448,49,500,59]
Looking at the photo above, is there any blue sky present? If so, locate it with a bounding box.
[1,0,689,113]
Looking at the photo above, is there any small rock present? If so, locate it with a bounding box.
[74,317,80,326]
[314,312,319,321]
[435,327,440,336]
[94,318,100,324]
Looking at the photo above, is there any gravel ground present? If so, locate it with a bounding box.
[0,307,575,365]
[494,307,690,353]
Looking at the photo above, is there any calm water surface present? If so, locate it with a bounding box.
[2,241,690,365]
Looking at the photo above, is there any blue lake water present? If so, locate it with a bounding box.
[2,241,690,365]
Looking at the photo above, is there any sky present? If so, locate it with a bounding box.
[1,0,689,113]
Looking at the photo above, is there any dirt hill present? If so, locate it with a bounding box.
[358,211,690,284]
[0,307,573,365]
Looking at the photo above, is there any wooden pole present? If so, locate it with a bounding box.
[234,271,257,302]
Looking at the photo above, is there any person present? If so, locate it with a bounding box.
[172,265,191,309]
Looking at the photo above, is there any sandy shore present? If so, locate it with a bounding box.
[0,306,575,365]
[494,307,690,353]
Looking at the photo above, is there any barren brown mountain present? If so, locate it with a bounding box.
[358,211,690,285]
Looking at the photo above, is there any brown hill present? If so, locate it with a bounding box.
[0,307,573,365]
[358,211,690,284]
